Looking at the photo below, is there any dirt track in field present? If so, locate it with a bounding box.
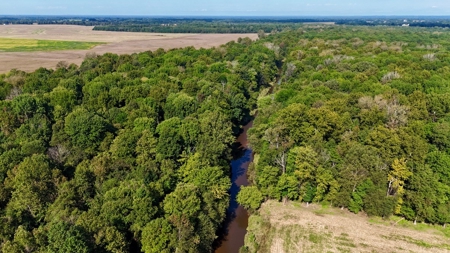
[0,25,257,73]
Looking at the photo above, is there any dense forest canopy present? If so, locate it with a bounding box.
[1,24,450,252]
[236,26,450,232]
[0,37,279,252]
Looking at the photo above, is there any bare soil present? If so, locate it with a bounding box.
[252,200,450,253]
[0,25,257,73]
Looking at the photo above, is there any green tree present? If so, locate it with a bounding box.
[364,187,396,218]
[237,186,264,212]
[164,92,197,119]
[289,146,318,181]
[276,174,299,203]
[5,154,57,223]
[274,103,314,144]
[48,86,77,119]
[109,129,140,166]
[47,221,92,253]
[163,183,202,252]
[427,122,450,151]
[179,117,201,154]
[1,226,37,253]
[197,110,234,166]
[141,218,176,253]
[64,108,108,153]
[263,124,293,174]
[339,142,381,193]
[156,117,183,159]
[11,94,46,122]
[255,165,280,198]
[387,158,412,214]
[348,179,374,214]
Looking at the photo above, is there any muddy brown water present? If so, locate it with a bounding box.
[215,121,253,253]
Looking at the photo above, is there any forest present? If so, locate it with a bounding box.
[3,16,450,33]
[1,24,450,253]
[237,26,450,229]
[0,37,278,252]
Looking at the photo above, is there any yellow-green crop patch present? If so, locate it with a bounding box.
[0,38,103,52]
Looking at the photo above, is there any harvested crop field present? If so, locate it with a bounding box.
[0,25,257,73]
[244,201,450,253]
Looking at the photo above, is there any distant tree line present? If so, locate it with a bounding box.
[2,16,450,33]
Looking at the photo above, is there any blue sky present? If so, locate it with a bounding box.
[1,0,450,16]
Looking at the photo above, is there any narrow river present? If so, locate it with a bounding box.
[215,121,253,253]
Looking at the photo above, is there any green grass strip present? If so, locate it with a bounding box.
[0,38,103,52]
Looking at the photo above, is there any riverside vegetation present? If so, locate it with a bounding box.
[0,38,278,252]
[0,25,450,252]
[237,26,450,252]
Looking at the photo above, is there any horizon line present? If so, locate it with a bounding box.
[2,14,450,18]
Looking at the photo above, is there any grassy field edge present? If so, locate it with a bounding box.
[241,200,450,253]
